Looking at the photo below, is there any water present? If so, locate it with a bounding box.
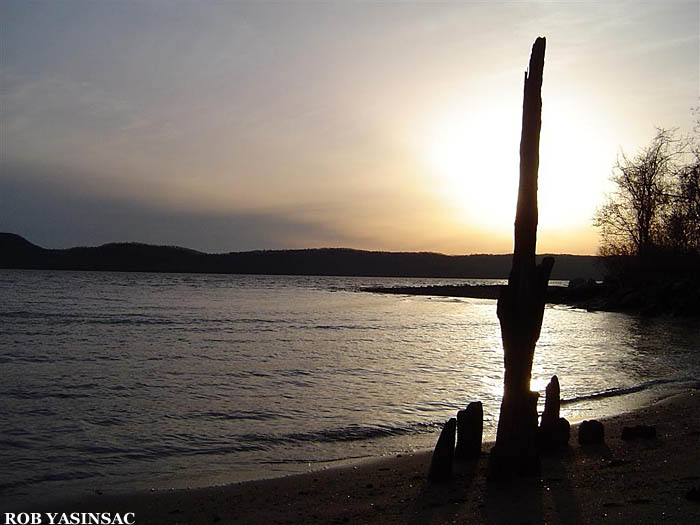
[1,270,699,508]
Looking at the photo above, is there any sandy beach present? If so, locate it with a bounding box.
[33,390,700,524]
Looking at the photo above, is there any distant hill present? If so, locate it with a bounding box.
[0,233,602,280]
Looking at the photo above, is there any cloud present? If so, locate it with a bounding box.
[0,69,149,166]
[0,162,358,252]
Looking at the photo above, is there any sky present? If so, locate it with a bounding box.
[1,1,698,255]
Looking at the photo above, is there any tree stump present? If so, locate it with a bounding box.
[490,37,554,478]
[538,375,570,450]
[542,375,560,426]
[455,401,483,459]
[428,418,456,482]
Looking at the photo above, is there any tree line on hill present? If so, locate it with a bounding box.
[0,232,601,280]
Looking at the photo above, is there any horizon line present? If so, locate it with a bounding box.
[1,232,599,258]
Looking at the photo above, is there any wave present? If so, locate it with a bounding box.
[261,454,374,465]
[175,409,282,422]
[0,470,100,492]
[561,377,698,406]
[240,420,440,447]
[1,310,80,318]
[1,390,93,400]
[106,421,441,462]
[314,324,382,330]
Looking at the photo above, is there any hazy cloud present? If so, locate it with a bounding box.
[0,163,359,252]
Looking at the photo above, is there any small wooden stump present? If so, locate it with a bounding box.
[538,375,570,451]
[455,401,483,460]
[542,375,560,425]
[428,418,456,482]
[578,419,605,445]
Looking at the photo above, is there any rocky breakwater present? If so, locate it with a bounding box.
[364,276,700,317]
[551,276,700,317]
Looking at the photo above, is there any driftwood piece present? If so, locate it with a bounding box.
[455,401,483,459]
[538,376,570,450]
[490,37,554,478]
[428,418,456,482]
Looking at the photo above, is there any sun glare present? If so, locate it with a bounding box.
[538,95,613,231]
[422,104,520,231]
[419,92,611,249]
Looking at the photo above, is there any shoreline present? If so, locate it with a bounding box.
[362,280,700,317]
[30,389,700,523]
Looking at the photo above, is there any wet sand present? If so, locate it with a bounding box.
[36,390,700,524]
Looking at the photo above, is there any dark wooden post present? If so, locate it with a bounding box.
[490,37,554,477]
[455,401,483,459]
[538,375,570,451]
[541,375,560,428]
[428,418,457,482]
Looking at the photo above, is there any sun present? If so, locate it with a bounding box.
[418,93,611,245]
[421,103,520,232]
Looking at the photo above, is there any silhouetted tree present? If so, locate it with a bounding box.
[594,125,700,287]
[490,37,553,478]
[593,128,681,258]
[663,133,700,253]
